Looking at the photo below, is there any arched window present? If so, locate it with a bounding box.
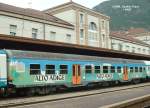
[89,22,97,31]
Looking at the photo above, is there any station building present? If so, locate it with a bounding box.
[127,28,150,45]
[111,31,150,55]
[44,1,110,49]
[0,1,110,49]
[0,1,149,56]
[0,3,76,44]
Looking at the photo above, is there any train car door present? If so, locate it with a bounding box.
[0,54,7,87]
[72,64,81,85]
[123,66,128,81]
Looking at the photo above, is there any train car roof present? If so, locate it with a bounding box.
[2,49,145,64]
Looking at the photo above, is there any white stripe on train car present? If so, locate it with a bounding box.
[0,78,7,80]
[144,61,150,65]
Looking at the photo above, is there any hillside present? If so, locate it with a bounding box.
[93,0,150,30]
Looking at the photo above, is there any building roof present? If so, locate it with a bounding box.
[44,1,110,20]
[0,3,73,27]
[127,28,148,36]
[110,31,150,47]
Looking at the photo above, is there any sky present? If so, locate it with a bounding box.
[0,0,108,10]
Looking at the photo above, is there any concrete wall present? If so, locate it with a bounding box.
[45,25,75,43]
[135,35,150,45]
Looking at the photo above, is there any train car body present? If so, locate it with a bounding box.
[143,61,150,78]
[0,49,149,95]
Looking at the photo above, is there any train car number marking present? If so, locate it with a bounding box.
[35,74,65,83]
[96,73,113,80]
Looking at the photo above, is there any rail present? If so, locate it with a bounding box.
[0,82,150,107]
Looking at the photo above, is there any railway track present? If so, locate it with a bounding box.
[1,82,150,108]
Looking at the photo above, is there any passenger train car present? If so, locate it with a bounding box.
[0,49,150,95]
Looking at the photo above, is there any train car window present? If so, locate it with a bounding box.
[110,66,115,73]
[130,67,134,73]
[95,66,101,73]
[143,67,146,72]
[30,64,40,75]
[135,67,138,72]
[46,65,55,74]
[148,66,150,71]
[85,65,92,73]
[60,65,68,74]
[73,65,75,76]
[103,66,108,73]
[117,66,121,73]
[139,67,143,72]
[78,65,81,76]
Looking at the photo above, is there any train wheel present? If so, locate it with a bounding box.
[2,88,9,97]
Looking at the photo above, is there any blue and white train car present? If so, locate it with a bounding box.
[0,49,149,95]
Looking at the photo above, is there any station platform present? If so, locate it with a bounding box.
[0,82,150,108]
[0,34,150,60]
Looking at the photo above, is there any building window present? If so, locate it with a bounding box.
[45,65,55,74]
[111,43,115,49]
[88,22,98,42]
[143,49,146,53]
[50,31,56,40]
[10,25,17,36]
[138,48,141,53]
[126,45,130,52]
[66,34,71,42]
[118,43,123,51]
[102,34,105,42]
[88,32,98,41]
[102,20,105,29]
[60,65,68,74]
[89,22,97,31]
[80,13,84,25]
[30,64,40,75]
[132,47,135,53]
[32,28,38,39]
[80,29,84,38]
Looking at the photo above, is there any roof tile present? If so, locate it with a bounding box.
[0,3,73,27]
[110,31,150,46]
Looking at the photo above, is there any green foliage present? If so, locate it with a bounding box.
[93,0,150,30]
